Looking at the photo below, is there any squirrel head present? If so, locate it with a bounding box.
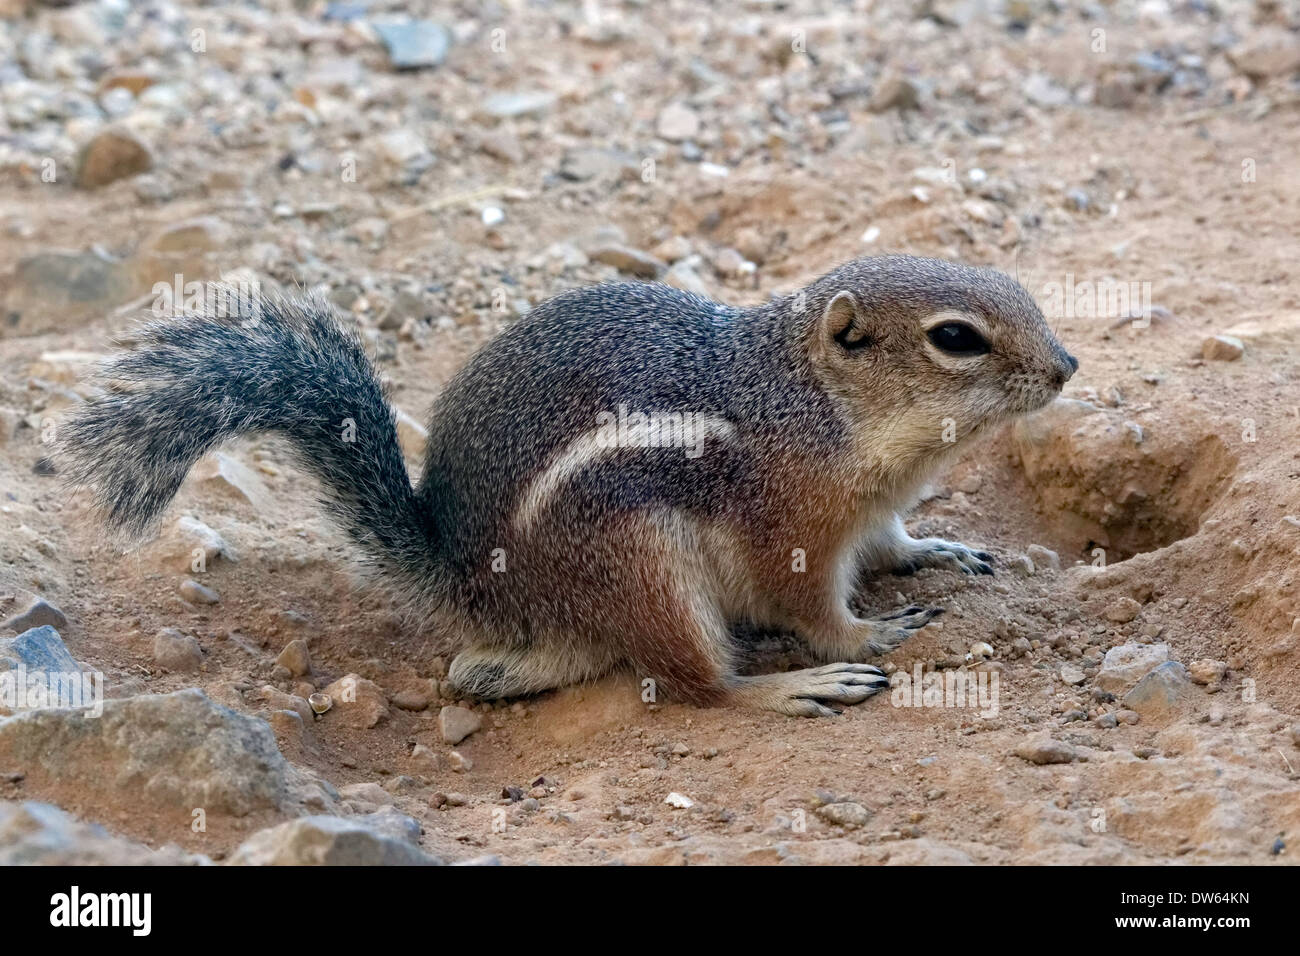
[802,255,1075,461]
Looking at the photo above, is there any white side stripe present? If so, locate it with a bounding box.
[512,414,737,533]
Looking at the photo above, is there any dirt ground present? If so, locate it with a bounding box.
[2,0,1299,864]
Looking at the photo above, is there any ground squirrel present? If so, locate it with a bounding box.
[60,255,1076,716]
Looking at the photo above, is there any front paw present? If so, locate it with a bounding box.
[862,605,943,656]
[893,539,993,576]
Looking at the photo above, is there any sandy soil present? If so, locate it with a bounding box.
[1,0,1299,864]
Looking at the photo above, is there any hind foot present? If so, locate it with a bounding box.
[803,605,943,663]
[726,663,890,717]
[862,605,944,656]
[447,641,618,700]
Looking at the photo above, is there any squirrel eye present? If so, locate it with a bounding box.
[927,323,990,356]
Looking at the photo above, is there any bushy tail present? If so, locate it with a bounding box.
[60,291,438,583]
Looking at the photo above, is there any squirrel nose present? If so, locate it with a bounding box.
[1051,350,1078,386]
[1049,351,1077,388]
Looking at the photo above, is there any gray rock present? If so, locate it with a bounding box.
[357,806,422,844]
[374,128,433,181]
[179,579,219,604]
[1123,661,1191,715]
[560,147,638,182]
[228,815,441,865]
[480,90,556,119]
[2,595,67,633]
[1023,72,1071,108]
[438,705,482,744]
[153,627,202,672]
[1065,187,1090,211]
[377,289,429,333]
[0,626,80,675]
[3,250,135,335]
[0,800,209,865]
[0,689,308,816]
[1096,642,1169,691]
[372,20,451,70]
[1059,663,1086,685]
[927,0,981,27]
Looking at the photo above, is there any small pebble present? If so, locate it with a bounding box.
[1201,334,1244,361]
[439,705,483,744]
[815,801,873,828]
[1026,545,1060,571]
[179,579,220,604]
[448,751,472,772]
[275,639,311,677]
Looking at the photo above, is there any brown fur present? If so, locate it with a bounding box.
[61,257,1075,716]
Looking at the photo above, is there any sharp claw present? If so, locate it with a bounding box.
[882,605,924,619]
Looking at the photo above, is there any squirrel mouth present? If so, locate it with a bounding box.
[1004,377,1066,416]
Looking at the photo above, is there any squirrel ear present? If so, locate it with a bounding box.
[821,290,873,351]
